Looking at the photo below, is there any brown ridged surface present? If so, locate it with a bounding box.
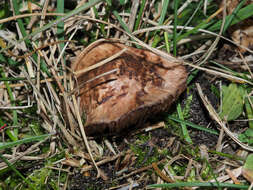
[72,42,187,136]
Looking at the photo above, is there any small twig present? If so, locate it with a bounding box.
[74,47,128,75]
[6,40,76,59]
[116,159,167,181]
[2,154,45,161]
[81,152,125,172]
[152,162,174,183]
[216,128,224,152]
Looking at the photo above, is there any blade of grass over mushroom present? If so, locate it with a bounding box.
[0,154,36,190]
[0,134,51,150]
[0,68,18,141]
[147,182,249,189]
[0,0,103,54]
[177,103,192,144]
[167,116,219,135]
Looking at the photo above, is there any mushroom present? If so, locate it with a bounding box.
[72,42,187,136]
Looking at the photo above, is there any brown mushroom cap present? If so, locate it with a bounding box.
[72,42,187,136]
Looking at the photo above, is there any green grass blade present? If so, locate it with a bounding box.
[0,76,30,81]
[57,1,65,50]
[167,116,219,135]
[177,0,202,37]
[151,0,169,48]
[12,0,29,44]
[164,31,170,53]
[0,133,51,150]
[209,150,245,161]
[186,69,198,85]
[134,0,146,31]
[173,0,178,56]
[112,10,131,34]
[210,60,236,73]
[12,0,51,75]
[159,0,169,25]
[176,20,213,44]
[208,3,253,32]
[176,104,192,144]
[0,67,18,141]
[147,182,249,189]
[223,0,248,34]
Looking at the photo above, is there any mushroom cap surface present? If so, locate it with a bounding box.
[72,42,187,136]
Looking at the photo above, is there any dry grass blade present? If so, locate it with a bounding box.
[81,152,125,172]
[74,46,128,75]
[0,135,51,169]
[128,0,139,32]
[152,162,174,183]
[197,0,227,66]
[196,83,253,152]
[186,62,253,85]
[69,77,101,178]
[21,68,78,147]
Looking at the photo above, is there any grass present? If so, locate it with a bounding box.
[0,0,253,189]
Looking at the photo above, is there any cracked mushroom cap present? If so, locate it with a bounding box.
[72,42,187,136]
